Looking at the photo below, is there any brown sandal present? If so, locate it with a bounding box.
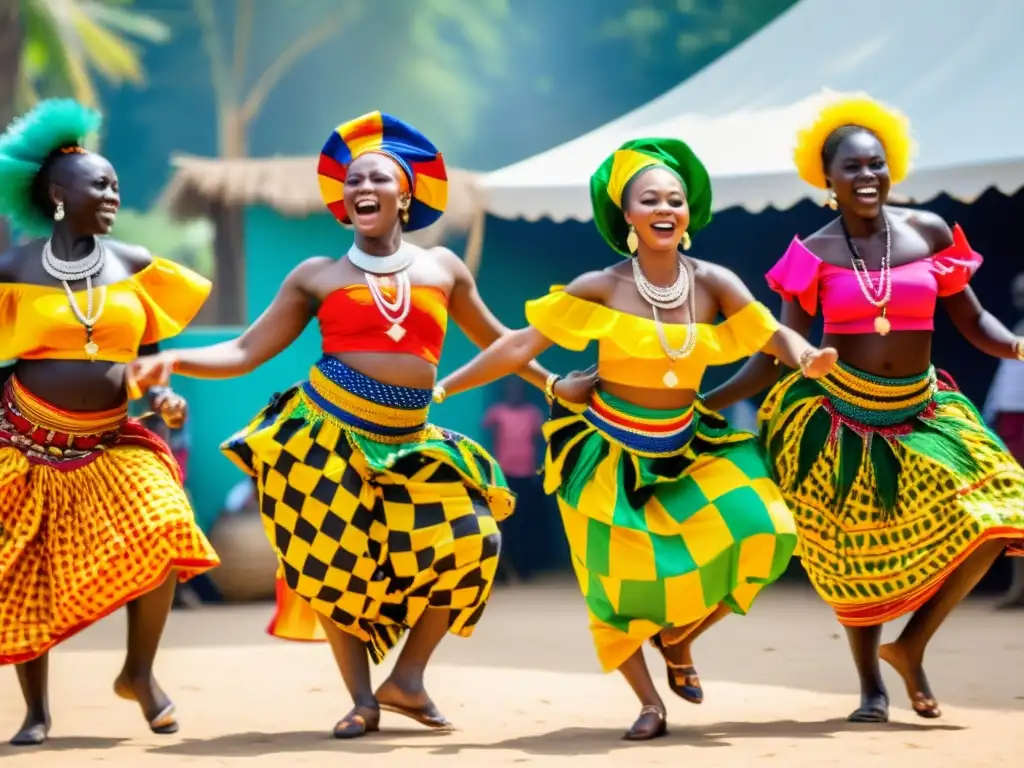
[623,705,667,741]
[910,692,941,719]
[378,700,455,732]
[651,634,703,703]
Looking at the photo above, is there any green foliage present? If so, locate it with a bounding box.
[110,206,215,278]
[597,0,797,67]
[19,0,170,110]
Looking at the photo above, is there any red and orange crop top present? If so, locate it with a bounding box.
[0,257,210,363]
[318,283,449,365]
[525,288,779,391]
[766,224,982,334]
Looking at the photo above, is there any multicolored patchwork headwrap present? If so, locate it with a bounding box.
[590,137,712,256]
[317,111,448,232]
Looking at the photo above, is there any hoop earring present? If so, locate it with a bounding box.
[626,225,639,253]
[53,201,65,222]
[826,190,838,211]
[681,231,691,250]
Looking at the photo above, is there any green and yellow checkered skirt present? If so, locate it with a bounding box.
[759,362,1024,627]
[221,357,512,663]
[544,391,797,672]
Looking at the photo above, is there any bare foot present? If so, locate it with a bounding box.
[332,703,380,739]
[374,677,454,731]
[623,704,667,741]
[847,690,889,723]
[879,642,941,718]
[9,715,50,746]
[113,672,178,733]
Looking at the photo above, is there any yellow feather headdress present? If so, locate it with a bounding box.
[793,92,916,189]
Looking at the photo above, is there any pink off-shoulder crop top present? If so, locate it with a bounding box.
[765,224,982,334]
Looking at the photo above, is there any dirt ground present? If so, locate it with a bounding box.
[1,578,1021,767]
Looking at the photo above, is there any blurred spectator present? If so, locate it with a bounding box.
[482,377,560,580]
[982,273,1024,609]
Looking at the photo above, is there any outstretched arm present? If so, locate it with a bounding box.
[702,268,826,412]
[442,249,552,391]
[439,270,611,400]
[439,326,555,398]
[129,257,327,387]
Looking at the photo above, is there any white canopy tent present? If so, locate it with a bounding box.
[482,0,1024,222]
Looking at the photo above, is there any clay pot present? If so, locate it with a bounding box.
[206,511,278,602]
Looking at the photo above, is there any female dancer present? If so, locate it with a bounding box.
[434,137,837,740]
[128,111,594,739]
[704,93,1024,722]
[0,99,218,745]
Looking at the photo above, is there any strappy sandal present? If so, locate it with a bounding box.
[113,677,179,734]
[332,706,381,739]
[623,704,667,741]
[651,634,703,704]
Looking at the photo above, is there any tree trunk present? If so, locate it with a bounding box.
[0,0,23,252]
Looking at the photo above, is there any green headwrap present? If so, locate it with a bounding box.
[590,137,712,256]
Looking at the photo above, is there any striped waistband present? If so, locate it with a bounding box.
[819,362,937,428]
[1,376,127,459]
[300,356,431,441]
[584,391,696,457]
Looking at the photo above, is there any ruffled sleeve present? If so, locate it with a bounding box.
[524,288,620,351]
[765,238,822,316]
[931,224,983,297]
[132,257,212,344]
[705,301,780,364]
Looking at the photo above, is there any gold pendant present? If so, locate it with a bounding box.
[874,315,891,336]
[85,341,99,359]
[385,323,407,342]
[663,369,679,388]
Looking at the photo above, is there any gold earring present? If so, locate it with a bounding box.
[681,231,691,250]
[826,190,838,211]
[399,206,410,225]
[54,201,65,222]
[626,225,639,253]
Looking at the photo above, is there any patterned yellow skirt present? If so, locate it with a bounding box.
[760,362,1024,626]
[0,376,219,665]
[544,391,797,673]
[221,356,511,663]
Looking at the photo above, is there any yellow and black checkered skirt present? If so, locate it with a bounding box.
[759,362,1024,627]
[543,391,797,673]
[221,356,512,663]
[0,376,219,665]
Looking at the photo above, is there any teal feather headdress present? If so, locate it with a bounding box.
[0,99,103,237]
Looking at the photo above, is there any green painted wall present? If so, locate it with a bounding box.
[166,207,598,531]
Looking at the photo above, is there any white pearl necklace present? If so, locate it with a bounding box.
[844,213,893,335]
[41,238,108,359]
[365,269,412,343]
[632,255,698,387]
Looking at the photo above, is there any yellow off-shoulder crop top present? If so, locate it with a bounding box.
[0,257,211,363]
[525,288,779,390]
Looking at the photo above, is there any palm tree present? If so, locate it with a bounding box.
[0,0,169,250]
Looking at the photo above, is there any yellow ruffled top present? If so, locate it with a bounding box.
[0,257,210,363]
[525,288,779,390]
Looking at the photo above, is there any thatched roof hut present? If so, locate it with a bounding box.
[159,154,487,270]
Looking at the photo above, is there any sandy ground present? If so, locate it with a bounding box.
[1,579,1022,767]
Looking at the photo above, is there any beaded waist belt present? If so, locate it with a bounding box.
[301,356,431,442]
[818,362,937,428]
[0,376,127,461]
[584,391,696,457]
